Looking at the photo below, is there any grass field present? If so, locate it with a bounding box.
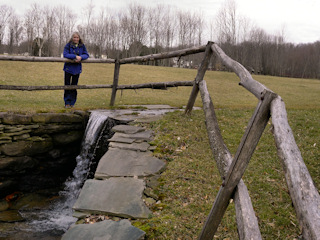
[1,61,319,239]
[1,61,319,112]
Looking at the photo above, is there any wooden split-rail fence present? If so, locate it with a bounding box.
[0,42,319,240]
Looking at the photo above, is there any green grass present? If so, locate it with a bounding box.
[1,61,319,239]
[135,109,320,239]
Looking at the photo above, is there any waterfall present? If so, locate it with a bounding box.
[29,111,110,233]
[62,111,109,202]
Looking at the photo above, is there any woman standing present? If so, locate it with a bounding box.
[63,32,89,108]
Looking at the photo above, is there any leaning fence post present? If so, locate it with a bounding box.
[198,90,277,240]
[110,59,120,106]
[185,41,213,114]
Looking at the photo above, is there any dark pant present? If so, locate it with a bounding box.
[64,72,80,106]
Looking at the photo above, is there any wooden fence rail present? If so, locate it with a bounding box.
[185,42,320,240]
[0,55,115,63]
[0,45,207,106]
[0,81,193,91]
[119,45,206,64]
[1,42,319,239]
[271,97,320,239]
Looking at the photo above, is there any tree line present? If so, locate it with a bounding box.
[0,1,319,79]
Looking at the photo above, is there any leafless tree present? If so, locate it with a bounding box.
[127,3,147,57]
[163,5,176,50]
[55,5,77,55]
[7,11,24,54]
[177,10,190,48]
[43,6,57,56]
[89,8,109,58]
[24,4,47,57]
[81,0,95,43]
[0,5,13,51]
[215,0,237,45]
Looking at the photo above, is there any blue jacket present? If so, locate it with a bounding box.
[63,42,89,75]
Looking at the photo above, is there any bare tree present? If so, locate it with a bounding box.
[0,5,13,52]
[55,5,77,55]
[178,11,188,48]
[24,4,46,57]
[81,0,95,44]
[90,8,109,58]
[195,11,205,46]
[163,5,176,51]
[127,3,147,57]
[7,11,23,54]
[215,0,237,45]
[43,6,57,56]
[107,12,124,58]
[24,8,35,54]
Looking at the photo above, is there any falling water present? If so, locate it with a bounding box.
[27,111,110,235]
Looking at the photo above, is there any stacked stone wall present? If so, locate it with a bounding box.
[0,111,89,198]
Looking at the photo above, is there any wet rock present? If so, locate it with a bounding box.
[13,133,31,141]
[52,131,83,145]
[0,210,24,222]
[62,219,145,240]
[73,178,151,219]
[0,139,53,157]
[112,125,145,134]
[10,193,50,210]
[0,180,18,197]
[0,156,37,173]
[0,199,9,211]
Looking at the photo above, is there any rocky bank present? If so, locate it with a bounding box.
[0,111,89,198]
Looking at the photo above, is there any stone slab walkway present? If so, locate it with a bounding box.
[61,219,145,240]
[73,178,151,219]
[62,105,177,240]
[95,148,166,178]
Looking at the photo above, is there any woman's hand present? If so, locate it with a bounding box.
[75,55,82,62]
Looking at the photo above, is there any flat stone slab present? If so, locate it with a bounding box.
[95,148,166,178]
[108,135,135,144]
[112,125,145,134]
[111,131,154,142]
[109,142,150,152]
[73,178,151,219]
[61,219,145,240]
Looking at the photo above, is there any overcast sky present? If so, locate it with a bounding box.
[2,0,320,44]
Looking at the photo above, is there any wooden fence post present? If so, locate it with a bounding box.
[198,80,262,239]
[198,90,277,240]
[185,41,213,114]
[110,59,120,106]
